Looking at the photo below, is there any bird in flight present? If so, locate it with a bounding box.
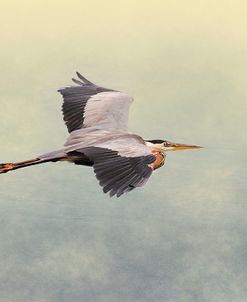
[0,72,202,197]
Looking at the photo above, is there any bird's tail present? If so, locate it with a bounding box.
[0,156,66,174]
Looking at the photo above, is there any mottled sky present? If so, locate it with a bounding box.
[0,1,247,302]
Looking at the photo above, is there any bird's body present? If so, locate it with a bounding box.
[0,72,201,197]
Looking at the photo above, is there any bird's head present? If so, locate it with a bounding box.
[145,139,202,152]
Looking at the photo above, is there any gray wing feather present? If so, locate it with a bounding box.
[78,147,155,197]
[64,131,151,158]
[58,72,133,133]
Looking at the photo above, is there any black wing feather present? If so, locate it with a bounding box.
[58,73,114,133]
[79,147,155,197]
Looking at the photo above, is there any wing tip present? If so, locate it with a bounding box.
[75,72,94,85]
[57,72,95,92]
[72,78,84,85]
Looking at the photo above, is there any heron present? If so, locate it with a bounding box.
[0,72,202,197]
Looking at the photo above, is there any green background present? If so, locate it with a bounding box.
[0,1,246,301]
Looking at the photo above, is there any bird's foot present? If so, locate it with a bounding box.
[0,163,14,174]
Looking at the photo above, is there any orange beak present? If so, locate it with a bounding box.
[165,141,203,151]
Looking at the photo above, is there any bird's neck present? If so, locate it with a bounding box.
[144,141,165,153]
[144,142,166,170]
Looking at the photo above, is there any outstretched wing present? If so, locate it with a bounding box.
[73,146,156,197]
[58,72,134,133]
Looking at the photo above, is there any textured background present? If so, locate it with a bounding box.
[0,1,247,301]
